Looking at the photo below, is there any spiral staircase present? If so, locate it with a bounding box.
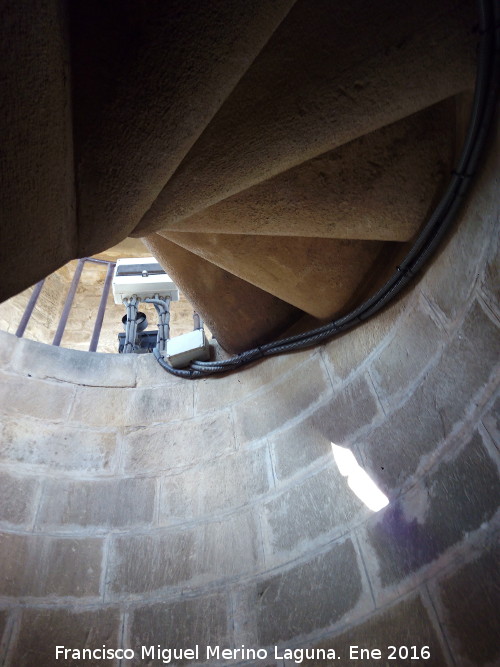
[1,0,478,352]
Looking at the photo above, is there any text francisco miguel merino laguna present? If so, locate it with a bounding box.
[56,644,342,663]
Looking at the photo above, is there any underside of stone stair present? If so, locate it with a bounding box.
[0,0,478,353]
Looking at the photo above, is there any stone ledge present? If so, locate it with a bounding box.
[11,335,137,387]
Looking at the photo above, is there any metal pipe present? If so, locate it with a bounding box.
[15,279,45,338]
[52,258,85,346]
[84,257,115,265]
[88,262,115,352]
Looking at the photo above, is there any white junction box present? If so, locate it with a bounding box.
[112,257,179,304]
[164,329,211,368]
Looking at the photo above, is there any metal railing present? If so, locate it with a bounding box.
[15,258,203,353]
[16,258,115,352]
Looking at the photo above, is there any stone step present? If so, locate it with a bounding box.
[145,100,455,241]
[132,0,475,237]
[160,231,396,319]
[142,233,302,353]
[72,0,296,256]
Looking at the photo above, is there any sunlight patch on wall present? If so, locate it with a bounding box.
[332,443,389,512]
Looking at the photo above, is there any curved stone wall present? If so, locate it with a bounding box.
[0,134,498,666]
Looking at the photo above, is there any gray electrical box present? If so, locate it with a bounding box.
[163,329,210,368]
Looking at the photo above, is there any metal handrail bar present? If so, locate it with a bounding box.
[52,258,86,346]
[89,261,116,352]
[15,279,45,338]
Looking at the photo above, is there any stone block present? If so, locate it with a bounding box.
[481,225,499,306]
[69,381,194,427]
[0,371,74,421]
[312,375,380,444]
[357,382,444,490]
[0,330,14,368]
[0,532,103,597]
[232,356,331,443]
[0,472,37,526]
[0,608,8,648]
[11,336,137,386]
[159,445,269,520]
[435,545,500,667]
[370,306,443,399]
[262,465,368,555]
[421,300,499,430]
[359,302,500,490]
[0,418,117,472]
[9,607,120,667]
[108,529,195,595]
[300,593,447,666]
[195,511,261,580]
[122,410,235,473]
[36,477,156,530]
[195,349,315,413]
[482,396,500,450]
[129,594,229,666]
[110,512,260,597]
[322,292,410,381]
[135,352,179,387]
[421,174,494,321]
[265,375,378,482]
[270,416,333,480]
[366,431,500,587]
[249,539,363,645]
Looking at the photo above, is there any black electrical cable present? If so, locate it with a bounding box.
[144,296,171,351]
[123,296,140,353]
[153,0,499,380]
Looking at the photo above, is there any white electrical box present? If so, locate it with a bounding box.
[112,257,179,304]
[163,329,211,368]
